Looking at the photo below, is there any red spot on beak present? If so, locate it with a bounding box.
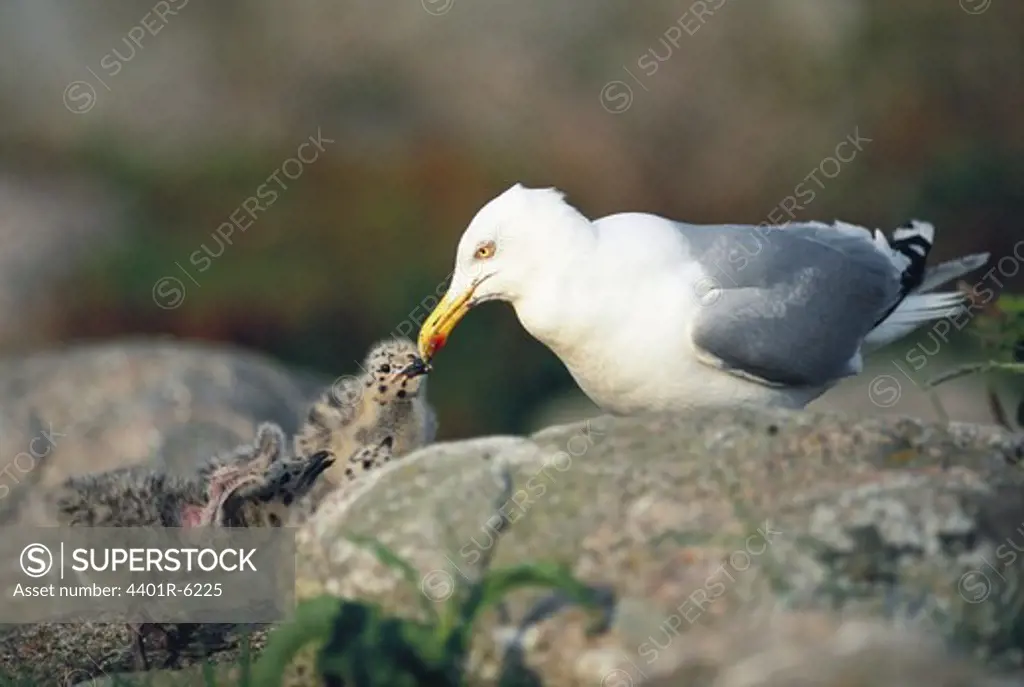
[428,334,447,357]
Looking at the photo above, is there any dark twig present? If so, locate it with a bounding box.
[926,361,1024,389]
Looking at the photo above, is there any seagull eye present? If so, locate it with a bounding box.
[474,241,496,260]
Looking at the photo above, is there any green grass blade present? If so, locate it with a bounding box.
[343,532,441,622]
[445,562,602,656]
[237,633,253,687]
[994,295,1024,315]
[477,562,600,618]
[317,610,454,687]
[201,660,217,686]
[250,595,342,687]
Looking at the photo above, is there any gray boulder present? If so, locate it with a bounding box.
[293,407,1024,685]
[0,337,326,507]
[11,403,1024,686]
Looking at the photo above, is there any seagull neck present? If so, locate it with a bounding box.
[512,232,595,352]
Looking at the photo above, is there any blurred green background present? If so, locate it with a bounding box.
[0,0,1020,439]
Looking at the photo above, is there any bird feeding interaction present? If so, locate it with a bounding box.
[396,354,433,380]
[414,183,989,414]
[33,336,439,673]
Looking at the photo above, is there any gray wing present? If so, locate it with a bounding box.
[680,221,902,387]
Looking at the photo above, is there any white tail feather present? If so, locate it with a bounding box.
[916,252,990,294]
[862,219,989,352]
[863,292,970,351]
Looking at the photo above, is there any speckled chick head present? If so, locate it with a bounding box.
[364,336,429,403]
[294,336,437,490]
[202,423,335,527]
[197,421,287,485]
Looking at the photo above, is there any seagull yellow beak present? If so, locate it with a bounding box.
[417,285,476,361]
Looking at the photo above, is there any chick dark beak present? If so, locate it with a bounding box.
[396,356,433,379]
[300,451,335,490]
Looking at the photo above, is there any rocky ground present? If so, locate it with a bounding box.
[286,407,1024,686]
[1,339,1024,686]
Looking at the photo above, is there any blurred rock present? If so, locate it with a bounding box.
[290,407,1024,685]
[78,612,1019,687]
[12,405,1024,684]
[640,610,1011,687]
[0,337,327,523]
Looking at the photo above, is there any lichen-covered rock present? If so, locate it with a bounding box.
[10,406,1024,685]
[291,407,1024,685]
[637,609,1015,687]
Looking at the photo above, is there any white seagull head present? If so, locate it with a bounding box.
[417,183,591,360]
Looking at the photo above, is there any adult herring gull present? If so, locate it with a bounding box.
[415,184,989,414]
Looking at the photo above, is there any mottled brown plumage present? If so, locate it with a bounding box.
[294,337,436,489]
[49,422,334,671]
[29,339,437,675]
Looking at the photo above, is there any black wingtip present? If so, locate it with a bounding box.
[871,224,936,329]
[890,232,932,293]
